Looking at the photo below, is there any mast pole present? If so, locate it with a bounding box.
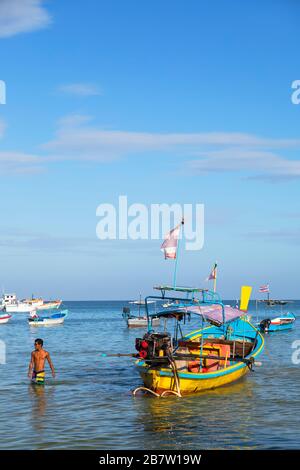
[213,262,218,293]
[173,219,184,289]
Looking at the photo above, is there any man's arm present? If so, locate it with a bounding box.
[28,352,34,378]
[46,352,56,378]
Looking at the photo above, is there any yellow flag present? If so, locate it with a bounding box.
[240,286,252,312]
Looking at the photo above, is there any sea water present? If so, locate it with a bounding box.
[0,300,299,449]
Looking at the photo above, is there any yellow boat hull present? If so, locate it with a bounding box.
[135,319,264,395]
[137,362,249,394]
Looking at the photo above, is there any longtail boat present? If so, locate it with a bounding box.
[134,285,264,396]
[259,312,296,333]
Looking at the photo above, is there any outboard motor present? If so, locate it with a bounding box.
[135,332,172,359]
[259,318,271,333]
[122,307,130,319]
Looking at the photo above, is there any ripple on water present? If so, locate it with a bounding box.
[0,301,300,449]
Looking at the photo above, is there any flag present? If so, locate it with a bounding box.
[161,223,181,259]
[206,263,217,281]
[259,284,269,293]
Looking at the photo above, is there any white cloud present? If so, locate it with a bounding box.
[0,151,44,174]
[2,114,300,180]
[58,83,103,97]
[188,148,300,180]
[0,0,51,38]
[39,115,300,180]
[57,114,94,129]
[245,229,300,244]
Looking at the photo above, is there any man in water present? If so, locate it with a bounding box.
[28,338,56,385]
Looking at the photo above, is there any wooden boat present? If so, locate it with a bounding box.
[122,295,160,328]
[259,312,296,332]
[0,313,12,324]
[28,310,68,326]
[36,300,62,311]
[134,285,264,396]
[258,299,289,306]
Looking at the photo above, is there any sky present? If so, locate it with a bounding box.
[0,0,300,300]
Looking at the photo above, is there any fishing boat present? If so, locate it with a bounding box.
[2,293,62,313]
[0,313,12,324]
[128,221,262,396]
[122,295,160,328]
[1,293,37,313]
[134,285,264,396]
[36,300,62,311]
[257,283,290,306]
[258,299,289,306]
[28,310,68,326]
[259,312,296,333]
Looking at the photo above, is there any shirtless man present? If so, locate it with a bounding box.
[28,338,55,384]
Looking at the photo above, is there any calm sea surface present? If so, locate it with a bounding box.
[0,300,300,450]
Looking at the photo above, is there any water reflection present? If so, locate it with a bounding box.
[29,383,55,434]
[131,378,257,449]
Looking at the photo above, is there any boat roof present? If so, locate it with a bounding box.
[155,304,245,326]
[154,285,206,293]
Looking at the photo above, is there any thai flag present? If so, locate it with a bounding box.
[161,223,182,259]
[259,284,270,293]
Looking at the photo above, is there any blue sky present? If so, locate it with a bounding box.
[0,0,300,299]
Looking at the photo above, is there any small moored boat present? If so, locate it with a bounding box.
[259,312,296,332]
[122,295,160,328]
[28,310,68,326]
[0,313,12,324]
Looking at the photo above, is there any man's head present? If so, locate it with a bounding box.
[34,338,43,351]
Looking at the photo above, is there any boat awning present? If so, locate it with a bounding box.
[155,304,245,325]
[179,304,244,325]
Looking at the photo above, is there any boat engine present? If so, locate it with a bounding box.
[135,332,172,359]
[122,307,130,319]
[259,318,271,332]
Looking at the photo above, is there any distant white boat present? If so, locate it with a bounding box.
[123,294,160,328]
[1,294,62,313]
[36,300,62,311]
[127,316,160,328]
[129,300,156,306]
[1,294,37,313]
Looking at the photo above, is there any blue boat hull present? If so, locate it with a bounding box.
[259,312,296,333]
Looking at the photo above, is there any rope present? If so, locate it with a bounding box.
[132,386,160,397]
[160,390,181,397]
[168,356,182,397]
[132,386,181,398]
[132,355,182,398]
